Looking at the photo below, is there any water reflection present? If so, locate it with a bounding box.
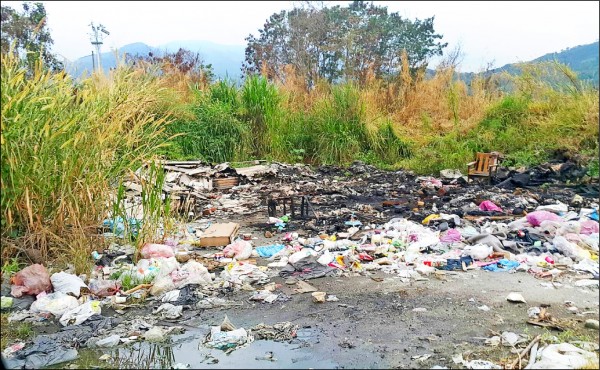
[69,329,338,369]
[107,341,176,369]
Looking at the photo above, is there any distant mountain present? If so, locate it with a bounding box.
[157,40,246,81]
[67,40,598,87]
[532,41,599,83]
[457,41,599,87]
[67,42,154,78]
[67,40,245,81]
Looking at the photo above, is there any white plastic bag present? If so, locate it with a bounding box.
[531,343,599,369]
[553,235,589,261]
[171,260,211,288]
[153,303,182,319]
[30,292,80,316]
[288,249,317,264]
[582,233,599,251]
[50,272,87,297]
[557,221,581,235]
[317,250,334,265]
[535,203,568,214]
[463,244,493,260]
[59,300,101,326]
[150,275,176,296]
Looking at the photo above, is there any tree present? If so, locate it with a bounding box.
[243,1,447,86]
[1,2,62,71]
[128,48,215,86]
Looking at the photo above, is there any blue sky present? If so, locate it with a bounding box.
[3,1,599,72]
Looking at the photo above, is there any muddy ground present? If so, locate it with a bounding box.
[41,218,600,369]
[47,256,600,369]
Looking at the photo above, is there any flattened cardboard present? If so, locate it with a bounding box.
[199,222,240,247]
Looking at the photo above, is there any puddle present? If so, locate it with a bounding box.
[49,328,338,369]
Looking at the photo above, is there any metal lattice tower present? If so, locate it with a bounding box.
[89,22,110,72]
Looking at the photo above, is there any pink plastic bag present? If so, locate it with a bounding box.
[580,220,599,235]
[526,211,562,227]
[223,240,253,260]
[479,200,502,212]
[141,243,175,259]
[10,264,52,298]
[440,229,461,243]
[421,177,443,188]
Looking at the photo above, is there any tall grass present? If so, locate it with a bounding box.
[2,47,597,267]
[241,75,281,157]
[162,59,597,174]
[163,81,249,163]
[1,51,172,266]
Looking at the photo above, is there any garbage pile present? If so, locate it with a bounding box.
[1,159,598,369]
[184,200,598,284]
[118,161,278,219]
[110,159,597,233]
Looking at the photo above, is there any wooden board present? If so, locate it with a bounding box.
[199,222,240,247]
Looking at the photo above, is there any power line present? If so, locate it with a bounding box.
[89,22,110,72]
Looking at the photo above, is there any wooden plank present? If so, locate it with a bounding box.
[476,153,484,172]
[162,160,206,165]
[163,165,215,176]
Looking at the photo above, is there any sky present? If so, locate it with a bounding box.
[2,1,599,72]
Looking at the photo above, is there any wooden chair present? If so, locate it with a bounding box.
[467,152,499,184]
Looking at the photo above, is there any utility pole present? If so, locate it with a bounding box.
[89,22,109,72]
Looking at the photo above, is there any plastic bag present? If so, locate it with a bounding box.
[171,260,211,288]
[10,264,52,298]
[143,326,167,342]
[96,334,121,348]
[205,327,253,351]
[531,343,599,369]
[579,220,599,235]
[479,200,502,212]
[153,303,183,319]
[59,300,101,326]
[557,221,581,235]
[88,279,121,297]
[582,233,599,251]
[1,296,13,309]
[288,249,317,264]
[463,244,493,260]
[553,235,589,261]
[535,203,568,214]
[30,291,80,316]
[526,211,562,227]
[141,243,175,259]
[150,275,176,296]
[50,272,87,297]
[440,229,461,243]
[409,232,440,250]
[538,220,563,235]
[317,250,335,265]
[141,257,179,279]
[422,214,441,225]
[255,244,285,258]
[223,240,253,260]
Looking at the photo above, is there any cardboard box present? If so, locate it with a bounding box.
[199,222,240,247]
